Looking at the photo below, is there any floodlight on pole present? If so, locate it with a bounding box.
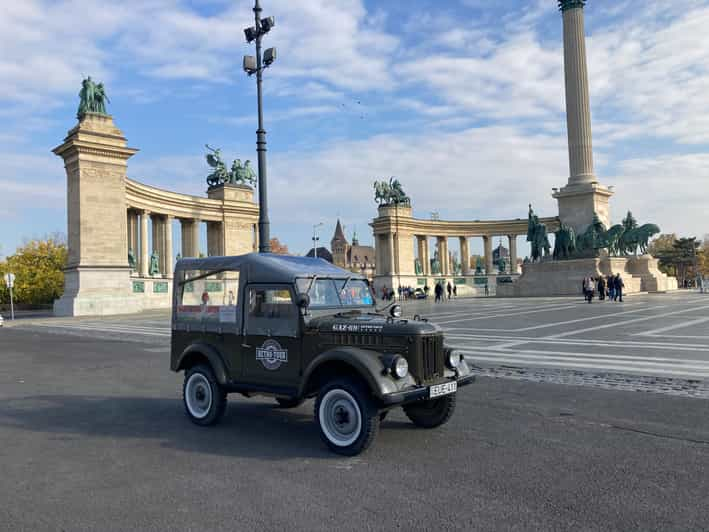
[243,0,277,253]
[312,222,324,259]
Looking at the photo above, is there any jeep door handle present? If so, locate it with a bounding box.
[241,343,252,348]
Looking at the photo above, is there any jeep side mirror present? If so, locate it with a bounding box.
[296,293,310,309]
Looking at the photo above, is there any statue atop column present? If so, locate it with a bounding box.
[77,77,110,119]
[206,145,257,189]
[374,177,411,206]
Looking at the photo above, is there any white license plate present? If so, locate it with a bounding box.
[429,381,457,398]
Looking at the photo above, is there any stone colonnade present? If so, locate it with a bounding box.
[52,112,259,316]
[124,178,260,280]
[370,204,559,291]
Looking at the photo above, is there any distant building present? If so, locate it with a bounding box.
[330,219,376,278]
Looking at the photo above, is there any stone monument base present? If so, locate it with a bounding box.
[54,267,143,317]
[496,255,677,298]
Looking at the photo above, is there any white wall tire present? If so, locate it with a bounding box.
[183,364,227,426]
[315,378,379,456]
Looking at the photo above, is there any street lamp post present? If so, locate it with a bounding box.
[243,0,277,253]
[312,222,323,259]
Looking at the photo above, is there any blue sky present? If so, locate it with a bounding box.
[2,0,709,259]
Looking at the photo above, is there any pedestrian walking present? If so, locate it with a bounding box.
[597,276,606,301]
[584,276,595,303]
[434,282,443,303]
[453,284,457,297]
[615,273,624,302]
[607,274,615,301]
[484,283,489,296]
[447,282,452,300]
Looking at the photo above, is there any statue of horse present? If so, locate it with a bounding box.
[553,224,576,260]
[621,223,660,255]
[205,144,229,188]
[604,224,625,256]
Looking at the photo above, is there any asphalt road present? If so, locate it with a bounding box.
[1,317,708,531]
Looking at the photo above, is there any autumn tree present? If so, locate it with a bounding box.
[0,238,68,306]
[269,238,290,255]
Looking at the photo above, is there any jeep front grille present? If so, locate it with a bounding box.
[420,335,444,382]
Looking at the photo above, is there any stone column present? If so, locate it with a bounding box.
[422,237,430,275]
[416,236,426,275]
[181,218,201,258]
[207,221,224,257]
[483,235,493,274]
[139,211,150,277]
[436,237,445,275]
[460,237,470,274]
[164,216,174,278]
[508,235,518,274]
[387,233,396,275]
[553,0,614,235]
[561,0,594,185]
[126,210,138,262]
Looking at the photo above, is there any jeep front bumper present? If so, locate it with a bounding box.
[379,372,475,406]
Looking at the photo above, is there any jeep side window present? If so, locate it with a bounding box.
[246,287,297,337]
[177,269,240,327]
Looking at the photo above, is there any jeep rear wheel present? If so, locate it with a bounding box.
[403,393,456,429]
[183,364,227,426]
[315,378,379,456]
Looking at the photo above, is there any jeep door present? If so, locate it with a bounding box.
[242,285,301,390]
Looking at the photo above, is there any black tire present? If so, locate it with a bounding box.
[403,393,456,429]
[275,397,304,409]
[314,377,379,456]
[183,364,227,426]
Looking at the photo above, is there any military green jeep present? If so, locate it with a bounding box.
[170,253,474,455]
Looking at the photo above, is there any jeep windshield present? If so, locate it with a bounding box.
[296,278,374,308]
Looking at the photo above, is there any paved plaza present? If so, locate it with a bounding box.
[1,291,708,530]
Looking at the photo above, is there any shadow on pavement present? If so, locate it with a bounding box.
[0,395,354,460]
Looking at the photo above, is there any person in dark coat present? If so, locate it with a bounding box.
[597,276,606,301]
[434,282,443,303]
[607,274,615,301]
[453,284,457,297]
[447,282,452,300]
[615,274,625,302]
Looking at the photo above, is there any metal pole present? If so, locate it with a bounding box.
[9,285,14,321]
[254,0,271,253]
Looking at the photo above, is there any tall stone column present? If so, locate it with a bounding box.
[164,216,174,278]
[460,237,470,274]
[436,237,445,275]
[387,233,396,275]
[181,218,201,258]
[422,237,430,275]
[416,236,426,275]
[126,210,138,261]
[151,214,164,275]
[553,0,613,235]
[140,211,150,277]
[508,235,518,274]
[207,221,224,257]
[483,235,493,274]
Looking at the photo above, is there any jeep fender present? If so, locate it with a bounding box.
[174,343,229,386]
[299,347,414,400]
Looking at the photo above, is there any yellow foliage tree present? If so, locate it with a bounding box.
[0,238,68,306]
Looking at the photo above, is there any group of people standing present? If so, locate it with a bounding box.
[434,281,456,303]
[583,274,625,303]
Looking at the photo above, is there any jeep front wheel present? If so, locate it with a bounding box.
[403,393,456,428]
[183,364,227,426]
[315,378,379,456]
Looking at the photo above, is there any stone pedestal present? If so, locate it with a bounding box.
[52,113,141,316]
[553,182,614,236]
[496,255,676,298]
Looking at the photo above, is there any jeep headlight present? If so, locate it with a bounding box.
[391,356,408,379]
[445,350,461,370]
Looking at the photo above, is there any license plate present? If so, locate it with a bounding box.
[429,381,457,398]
